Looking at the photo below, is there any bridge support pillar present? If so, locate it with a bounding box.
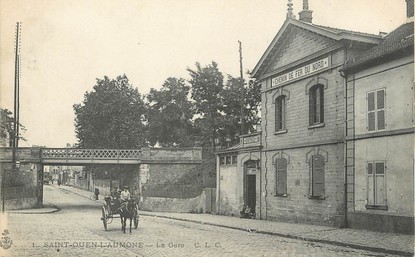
[36,164,44,208]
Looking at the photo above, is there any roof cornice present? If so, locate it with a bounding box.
[251,19,382,79]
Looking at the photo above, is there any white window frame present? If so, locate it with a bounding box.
[366,161,387,209]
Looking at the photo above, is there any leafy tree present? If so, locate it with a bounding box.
[187,62,225,148]
[146,77,195,147]
[241,77,261,133]
[0,108,26,147]
[216,75,261,146]
[73,75,147,149]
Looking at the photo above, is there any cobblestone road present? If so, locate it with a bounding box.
[0,186,403,257]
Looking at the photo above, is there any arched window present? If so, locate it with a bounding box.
[275,95,286,131]
[309,84,324,125]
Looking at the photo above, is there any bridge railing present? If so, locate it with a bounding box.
[41,148,143,160]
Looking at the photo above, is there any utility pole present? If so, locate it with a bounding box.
[12,22,21,169]
[3,22,21,213]
[238,40,245,135]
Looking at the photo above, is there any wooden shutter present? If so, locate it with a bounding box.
[312,156,325,197]
[309,89,314,125]
[377,90,385,130]
[315,88,321,123]
[276,158,287,195]
[367,92,376,131]
[281,97,285,129]
[319,86,324,123]
[375,162,386,206]
[275,97,283,131]
[367,162,374,205]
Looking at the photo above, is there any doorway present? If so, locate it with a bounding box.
[244,160,258,214]
[246,174,256,212]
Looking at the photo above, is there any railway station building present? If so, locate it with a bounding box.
[216,0,414,233]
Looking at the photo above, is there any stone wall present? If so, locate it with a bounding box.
[263,144,345,227]
[0,150,42,210]
[139,190,206,213]
[140,163,203,198]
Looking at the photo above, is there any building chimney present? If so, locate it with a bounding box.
[299,0,313,23]
[406,0,414,18]
[287,0,295,19]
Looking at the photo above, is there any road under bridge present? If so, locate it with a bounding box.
[0,147,203,210]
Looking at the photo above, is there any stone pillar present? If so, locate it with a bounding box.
[36,164,44,208]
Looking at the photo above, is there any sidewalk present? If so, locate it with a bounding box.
[23,185,415,256]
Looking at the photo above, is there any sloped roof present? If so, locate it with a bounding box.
[343,21,414,72]
[215,143,240,155]
[310,23,383,39]
[251,18,382,79]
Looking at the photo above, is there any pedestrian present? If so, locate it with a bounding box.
[57,179,61,187]
[94,187,100,200]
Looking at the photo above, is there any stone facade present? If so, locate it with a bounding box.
[252,18,381,227]
[216,133,261,217]
[215,17,383,227]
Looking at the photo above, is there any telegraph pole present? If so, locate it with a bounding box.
[12,22,21,169]
[238,40,245,135]
[4,22,21,213]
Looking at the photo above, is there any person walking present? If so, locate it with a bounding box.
[94,187,100,200]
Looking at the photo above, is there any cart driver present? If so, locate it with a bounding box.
[120,186,131,201]
[117,186,131,213]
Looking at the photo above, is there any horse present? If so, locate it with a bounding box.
[119,199,137,233]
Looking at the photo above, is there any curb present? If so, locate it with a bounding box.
[58,186,101,202]
[141,213,414,257]
[6,202,60,214]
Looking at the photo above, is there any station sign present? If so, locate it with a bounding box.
[272,57,329,87]
[243,135,260,145]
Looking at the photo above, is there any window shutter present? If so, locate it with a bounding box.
[367,162,374,205]
[368,92,375,111]
[367,92,376,131]
[319,87,324,123]
[315,88,321,123]
[275,99,280,131]
[376,90,385,109]
[312,156,325,197]
[375,162,386,205]
[377,90,385,130]
[275,97,285,131]
[276,158,287,195]
[309,90,314,125]
[281,97,285,129]
[377,110,385,130]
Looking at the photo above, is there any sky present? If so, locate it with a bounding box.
[0,0,407,148]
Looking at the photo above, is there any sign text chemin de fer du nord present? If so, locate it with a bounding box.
[272,57,329,87]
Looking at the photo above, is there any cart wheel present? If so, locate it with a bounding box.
[134,204,139,229]
[101,206,107,231]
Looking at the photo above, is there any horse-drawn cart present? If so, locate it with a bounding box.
[101,196,139,231]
